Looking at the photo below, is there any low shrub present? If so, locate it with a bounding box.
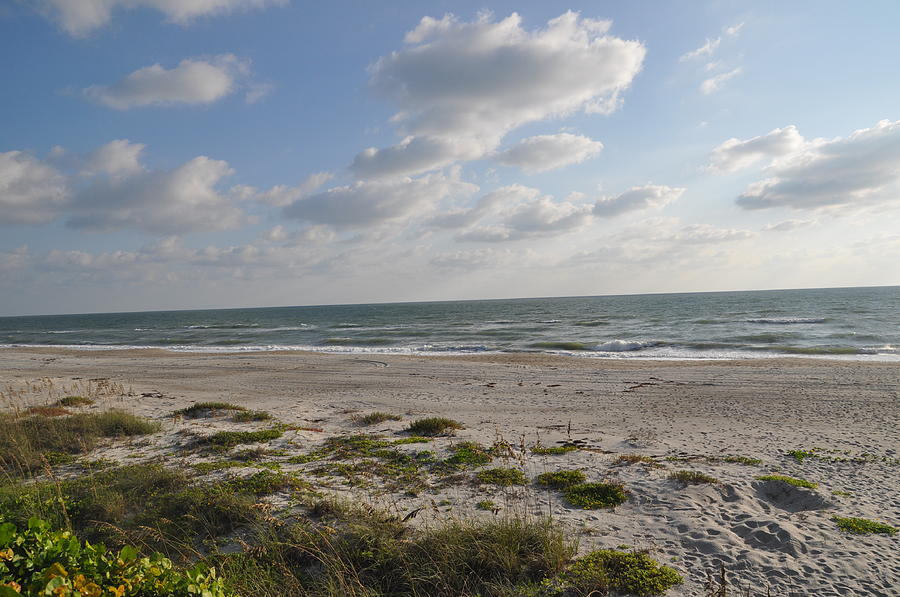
[445,442,493,467]
[723,455,762,466]
[175,402,246,418]
[669,470,719,485]
[231,410,272,422]
[545,549,683,596]
[0,517,231,596]
[406,417,464,436]
[354,411,403,425]
[532,444,578,455]
[202,428,283,448]
[535,470,586,489]
[54,396,95,407]
[756,474,818,489]
[832,516,897,535]
[564,483,628,509]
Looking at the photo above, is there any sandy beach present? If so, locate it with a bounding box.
[1,347,898,596]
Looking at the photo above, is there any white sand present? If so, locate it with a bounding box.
[1,347,898,595]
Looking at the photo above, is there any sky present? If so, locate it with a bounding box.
[2,0,900,316]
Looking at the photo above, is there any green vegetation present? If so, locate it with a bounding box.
[0,517,230,597]
[202,428,283,449]
[787,449,817,464]
[354,411,403,425]
[231,409,272,422]
[23,406,71,417]
[545,549,683,596]
[831,490,853,497]
[218,502,575,597]
[406,417,464,436]
[0,410,160,476]
[392,436,432,445]
[531,444,577,456]
[564,483,628,509]
[175,401,246,418]
[445,441,493,467]
[669,470,720,485]
[832,516,897,535]
[535,470,587,489]
[756,474,819,489]
[477,467,528,486]
[723,455,762,466]
[53,395,95,407]
[476,499,498,511]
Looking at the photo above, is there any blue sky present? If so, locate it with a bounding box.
[2,0,900,315]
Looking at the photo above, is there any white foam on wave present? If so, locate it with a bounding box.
[746,317,827,324]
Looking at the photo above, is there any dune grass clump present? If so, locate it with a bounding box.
[531,444,578,456]
[832,516,897,535]
[406,417,464,436]
[477,467,527,487]
[756,474,818,489]
[535,470,587,489]
[546,549,683,596]
[787,449,818,464]
[23,405,72,417]
[53,395,95,407]
[202,428,283,449]
[231,410,272,422]
[669,470,720,485]
[219,502,575,597]
[723,455,762,466]
[175,401,247,418]
[446,441,493,468]
[0,410,160,475]
[353,411,403,426]
[564,482,628,509]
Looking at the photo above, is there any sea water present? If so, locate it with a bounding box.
[1,286,898,360]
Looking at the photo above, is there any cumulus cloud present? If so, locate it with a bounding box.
[234,172,333,207]
[83,55,250,109]
[496,133,603,173]
[593,184,684,217]
[708,126,805,173]
[355,11,645,178]
[700,67,742,94]
[0,151,69,225]
[737,119,900,211]
[41,0,286,36]
[68,140,245,234]
[427,184,539,229]
[455,191,593,242]
[284,170,478,227]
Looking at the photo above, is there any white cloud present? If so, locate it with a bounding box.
[496,133,603,173]
[430,248,514,269]
[456,193,593,242]
[235,172,333,207]
[427,184,539,229]
[593,184,684,217]
[284,170,478,227]
[83,138,146,176]
[0,246,30,271]
[356,10,645,178]
[700,67,742,94]
[83,55,249,109]
[69,140,244,234]
[737,119,900,211]
[0,151,69,225]
[708,126,805,172]
[41,0,286,36]
[681,38,721,61]
[763,219,816,232]
[725,22,745,37]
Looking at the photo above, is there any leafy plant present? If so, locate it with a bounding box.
[0,517,232,597]
[532,444,577,456]
[564,483,628,509]
[231,410,272,422]
[54,396,95,407]
[535,470,586,489]
[175,401,246,418]
[723,455,762,466]
[445,442,493,468]
[756,474,818,489]
[787,449,818,464]
[832,516,897,535]
[202,428,283,448]
[544,549,683,596]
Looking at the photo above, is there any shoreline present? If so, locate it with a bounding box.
[2,346,898,595]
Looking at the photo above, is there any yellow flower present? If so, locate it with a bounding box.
[46,562,69,579]
[0,548,14,561]
[108,584,125,597]
[2,580,21,593]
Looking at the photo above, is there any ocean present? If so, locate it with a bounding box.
[1,286,898,360]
